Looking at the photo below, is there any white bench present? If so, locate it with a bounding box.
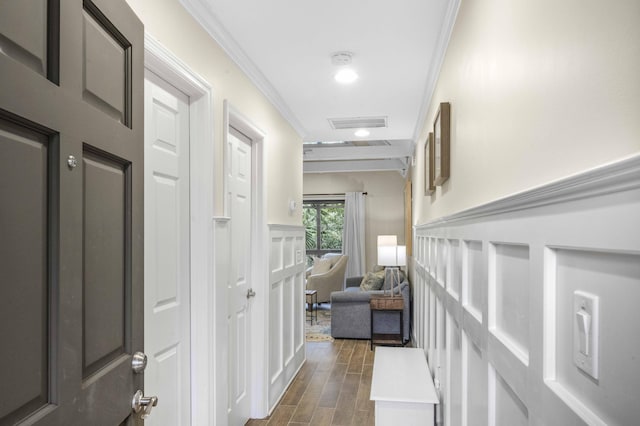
[370,347,439,426]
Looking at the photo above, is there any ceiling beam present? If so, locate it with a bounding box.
[303,145,412,162]
[303,158,409,175]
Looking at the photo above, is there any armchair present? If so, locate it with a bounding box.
[306,255,348,303]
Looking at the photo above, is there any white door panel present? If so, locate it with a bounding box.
[228,130,253,425]
[144,70,191,426]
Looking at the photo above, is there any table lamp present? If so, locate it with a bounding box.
[377,236,406,297]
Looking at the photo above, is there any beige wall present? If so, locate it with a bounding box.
[413,0,640,224]
[303,172,406,273]
[126,0,302,225]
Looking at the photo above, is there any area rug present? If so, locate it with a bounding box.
[305,304,333,342]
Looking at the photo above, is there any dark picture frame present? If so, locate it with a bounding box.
[424,132,435,195]
[433,102,451,186]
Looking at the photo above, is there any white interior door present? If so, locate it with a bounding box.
[227,129,253,425]
[144,70,191,426]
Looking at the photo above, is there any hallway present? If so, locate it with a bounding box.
[1,0,639,424]
[247,340,375,426]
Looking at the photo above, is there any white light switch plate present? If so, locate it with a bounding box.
[573,290,599,379]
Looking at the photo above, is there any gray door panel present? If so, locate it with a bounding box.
[82,149,128,379]
[0,118,51,426]
[0,0,144,424]
[0,0,50,78]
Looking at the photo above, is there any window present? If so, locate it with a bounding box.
[303,200,344,266]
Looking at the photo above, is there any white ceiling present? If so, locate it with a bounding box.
[180,0,459,174]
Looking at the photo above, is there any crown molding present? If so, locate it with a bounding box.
[411,0,461,146]
[179,0,308,138]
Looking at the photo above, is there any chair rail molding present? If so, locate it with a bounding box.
[420,154,640,229]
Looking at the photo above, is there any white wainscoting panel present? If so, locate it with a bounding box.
[448,239,462,300]
[447,312,463,426]
[490,364,528,426]
[462,332,487,426]
[462,240,484,323]
[489,242,530,366]
[212,217,230,426]
[412,155,640,426]
[268,225,306,412]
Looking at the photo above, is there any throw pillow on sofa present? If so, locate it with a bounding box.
[372,265,405,284]
[360,271,385,291]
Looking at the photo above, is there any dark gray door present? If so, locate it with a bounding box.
[0,0,144,425]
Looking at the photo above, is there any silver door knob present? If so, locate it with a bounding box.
[246,288,256,299]
[67,155,77,169]
[132,390,158,419]
[132,352,147,373]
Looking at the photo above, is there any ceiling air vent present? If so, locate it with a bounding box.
[328,116,388,130]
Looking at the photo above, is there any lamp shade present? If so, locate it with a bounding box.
[377,235,398,266]
[396,245,407,267]
[378,246,397,266]
[377,235,397,247]
[377,236,407,267]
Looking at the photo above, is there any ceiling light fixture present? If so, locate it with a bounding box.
[335,68,358,84]
[354,129,370,137]
[331,51,358,84]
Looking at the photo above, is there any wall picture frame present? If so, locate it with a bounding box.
[433,102,451,186]
[425,132,435,195]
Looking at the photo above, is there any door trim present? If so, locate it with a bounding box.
[144,34,215,426]
[223,100,269,418]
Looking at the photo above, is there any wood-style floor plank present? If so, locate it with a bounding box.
[331,373,360,425]
[246,339,375,426]
[309,407,335,426]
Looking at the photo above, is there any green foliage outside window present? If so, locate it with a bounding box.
[303,207,317,250]
[303,201,344,266]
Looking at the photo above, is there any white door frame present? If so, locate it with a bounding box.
[144,34,215,426]
[223,100,269,419]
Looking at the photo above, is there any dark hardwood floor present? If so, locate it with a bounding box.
[246,339,375,426]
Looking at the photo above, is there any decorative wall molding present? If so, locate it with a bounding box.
[412,155,640,426]
[419,154,640,229]
[268,225,306,412]
[145,34,213,99]
[211,217,230,426]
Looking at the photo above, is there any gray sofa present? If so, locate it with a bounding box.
[330,275,411,342]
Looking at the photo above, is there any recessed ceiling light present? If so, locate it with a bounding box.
[354,129,370,137]
[335,68,358,84]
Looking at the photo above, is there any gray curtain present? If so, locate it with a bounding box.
[342,192,366,278]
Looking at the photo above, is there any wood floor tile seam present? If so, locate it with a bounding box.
[289,367,332,423]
